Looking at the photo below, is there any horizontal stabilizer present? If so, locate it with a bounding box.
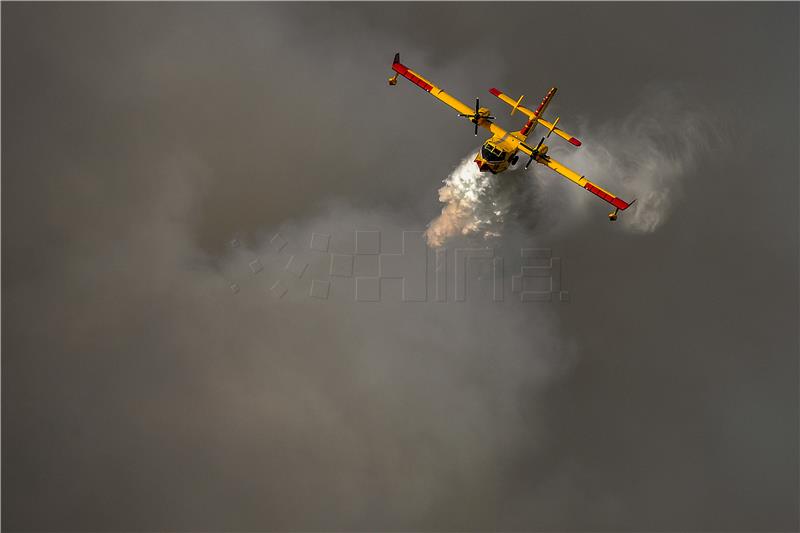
[537,118,581,146]
[489,87,580,146]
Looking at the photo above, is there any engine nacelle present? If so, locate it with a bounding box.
[476,107,493,121]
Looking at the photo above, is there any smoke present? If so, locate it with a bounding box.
[3,144,575,528]
[105,153,577,527]
[548,86,719,233]
[6,3,796,530]
[425,87,718,246]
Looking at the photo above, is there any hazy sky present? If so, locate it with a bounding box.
[2,3,798,531]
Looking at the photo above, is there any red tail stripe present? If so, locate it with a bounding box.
[534,88,557,116]
[520,120,535,136]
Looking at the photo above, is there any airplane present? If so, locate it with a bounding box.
[387,53,634,221]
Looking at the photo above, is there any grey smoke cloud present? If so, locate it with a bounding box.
[2,2,797,531]
[547,85,720,233]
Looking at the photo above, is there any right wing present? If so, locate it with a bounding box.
[517,142,632,212]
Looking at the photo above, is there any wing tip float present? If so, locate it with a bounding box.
[607,199,636,221]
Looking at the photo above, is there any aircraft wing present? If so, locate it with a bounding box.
[391,55,476,116]
[517,142,632,212]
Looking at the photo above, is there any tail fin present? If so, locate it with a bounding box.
[534,87,557,117]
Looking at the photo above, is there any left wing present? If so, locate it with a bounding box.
[389,54,527,144]
[517,142,633,216]
[390,54,475,117]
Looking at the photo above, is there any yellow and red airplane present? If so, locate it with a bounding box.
[388,53,634,221]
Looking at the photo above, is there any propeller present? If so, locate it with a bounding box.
[458,98,495,136]
[524,137,546,170]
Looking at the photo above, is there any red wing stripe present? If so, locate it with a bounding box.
[610,197,629,210]
[392,62,433,92]
[489,87,502,96]
[584,182,629,210]
[568,137,582,147]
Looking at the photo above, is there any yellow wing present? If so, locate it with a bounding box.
[489,87,582,146]
[389,54,524,147]
[390,54,475,116]
[516,142,632,214]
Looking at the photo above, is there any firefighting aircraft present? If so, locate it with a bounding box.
[388,53,634,221]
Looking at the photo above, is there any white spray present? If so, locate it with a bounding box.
[425,154,537,247]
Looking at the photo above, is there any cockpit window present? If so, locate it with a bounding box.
[481,143,505,162]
